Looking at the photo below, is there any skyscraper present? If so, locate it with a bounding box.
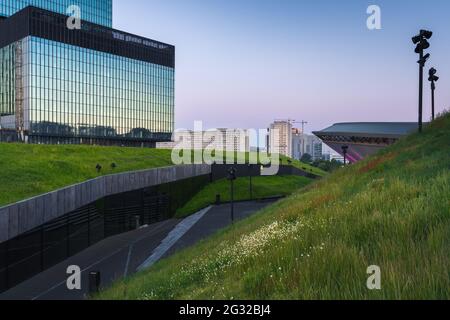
[292,127,302,160]
[156,128,250,153]
[268,121,292,157]
[291,129,323,162]
[0,1,174,146]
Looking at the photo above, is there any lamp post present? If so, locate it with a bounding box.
[342,146,349,166]
[428,67,439,121]
[247,164,253,200]
[89,271,101,294]
[227,167,237,223]
[412,29,433,133]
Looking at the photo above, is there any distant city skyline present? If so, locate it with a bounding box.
[113,0,450,133]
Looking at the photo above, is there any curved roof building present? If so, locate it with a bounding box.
[313,122,419,163]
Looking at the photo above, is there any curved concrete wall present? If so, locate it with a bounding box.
[0,164,211,243]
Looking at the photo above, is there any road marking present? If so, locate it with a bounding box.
[123,244,134,277]
[138,206,212,271]
[31,247,124,300]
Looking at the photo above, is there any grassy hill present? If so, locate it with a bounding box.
[0,144,174,207]
[280,156,328,177]
[0,144,322,208]
[176,175,313,218]
[97,113,450,300]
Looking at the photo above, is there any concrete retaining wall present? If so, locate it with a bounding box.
[0,164,211,243]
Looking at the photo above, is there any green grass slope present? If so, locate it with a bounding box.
[0,144,173,207]
[0,144,324,208]
[280,156,328,177]
[176,175,313,218]
[98,113,450,300]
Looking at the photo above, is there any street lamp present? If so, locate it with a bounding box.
[412,29,433,133]
[341,146,349,166]
[227,167,237,223]
[89,271,101,294]
[428,67,439,121]
[247,163,253,200]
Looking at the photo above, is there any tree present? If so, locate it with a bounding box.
[300,153,312,164]
[309,159,342,172]
[317,162,329,171]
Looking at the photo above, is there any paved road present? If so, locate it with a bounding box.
[0,200,276,300]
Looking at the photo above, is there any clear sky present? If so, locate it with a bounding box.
[113,0,450,134]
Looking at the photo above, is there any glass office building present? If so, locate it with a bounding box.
[0,0,112,27]
[0,4,175,146]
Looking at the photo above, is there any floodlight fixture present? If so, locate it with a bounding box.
[418,53,431,66]
[428,67,439,120]
[412,35,421,44]
[412,29,433,133]
[420,29,433,39]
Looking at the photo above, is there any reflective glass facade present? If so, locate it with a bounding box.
[0,43,15,119]
[24,37,174,141]
[0,0,112,27]
[0,5,175,146]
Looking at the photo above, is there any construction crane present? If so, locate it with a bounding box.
[274,119,309,156]
[274,119,308,134]
[296,121,308,156]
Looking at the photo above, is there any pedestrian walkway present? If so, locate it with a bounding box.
[0,200,277,300]
[161,200,276,260]
[138,206,212,270]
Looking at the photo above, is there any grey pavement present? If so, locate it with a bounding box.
[0,199,276,300]
[138,206,212,270]
[161,200,277,259]
[0,219,179,300]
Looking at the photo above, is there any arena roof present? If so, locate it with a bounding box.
[315,122,419,139]
[313,122,420,163]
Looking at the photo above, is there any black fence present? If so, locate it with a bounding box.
[210,164,261,181]
[279,166,319,179]
[210,164,319,181]
[0,130,20,143]
[0,174,209,293]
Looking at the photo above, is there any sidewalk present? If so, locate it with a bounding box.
[161,200,276,260]
[0,200,276,300]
